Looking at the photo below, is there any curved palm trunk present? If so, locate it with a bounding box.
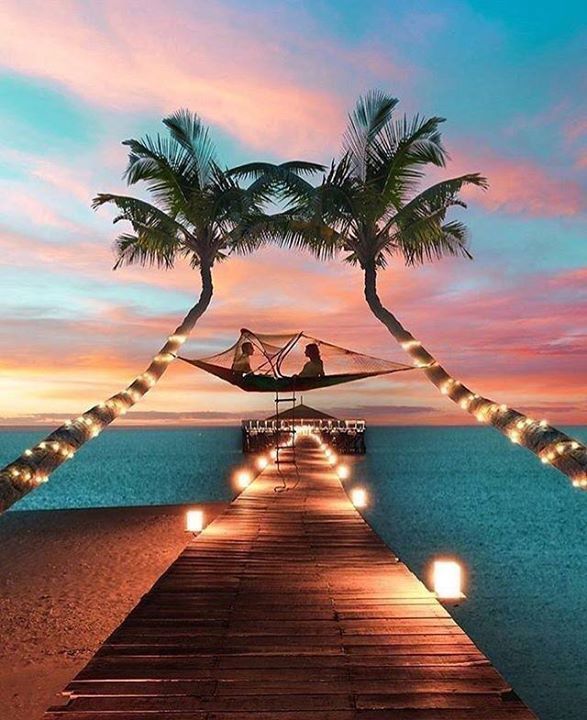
[0,264,214,513]
[364,262,587,487]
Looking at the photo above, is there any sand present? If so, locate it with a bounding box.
[0,502,227,720]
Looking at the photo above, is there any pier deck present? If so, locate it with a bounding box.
[45,442,535,719]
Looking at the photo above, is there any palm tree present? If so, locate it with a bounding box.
[276,91,587,487]
[0,110,322,513]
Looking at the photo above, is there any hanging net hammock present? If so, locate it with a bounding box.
[179,328,417,393]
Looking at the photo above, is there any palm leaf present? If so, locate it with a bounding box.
[343,91,399,182]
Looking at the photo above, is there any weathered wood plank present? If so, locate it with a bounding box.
[42,442,536,719]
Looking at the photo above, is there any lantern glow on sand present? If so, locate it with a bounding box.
[432,559,464,601]
[185,509,204,533]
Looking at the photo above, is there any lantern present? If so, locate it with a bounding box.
[186,509,204,533]
[432,559,464,601]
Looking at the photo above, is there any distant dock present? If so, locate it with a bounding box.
[45,439,535,719]
[242,402,367,454]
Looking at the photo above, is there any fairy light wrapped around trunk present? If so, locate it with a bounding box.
[363,263,587,489]
[0,271,212,514]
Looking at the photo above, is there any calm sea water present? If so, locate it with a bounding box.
[1,425,586,720]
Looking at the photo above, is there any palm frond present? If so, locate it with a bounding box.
[377,173,487,242]
[371,115,448,208]
[113,231,182,270]
[122,135,196,214]
[343,90,399,182]
[162,109,217,188]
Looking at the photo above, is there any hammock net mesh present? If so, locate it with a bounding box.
[180,328,415,392]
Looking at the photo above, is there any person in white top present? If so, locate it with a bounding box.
[231,341,255,374]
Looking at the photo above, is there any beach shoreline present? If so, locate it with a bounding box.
[0,502,227,720]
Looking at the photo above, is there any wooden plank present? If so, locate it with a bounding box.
[42,441,536,719]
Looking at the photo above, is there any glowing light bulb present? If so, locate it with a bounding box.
[499,404,508,412]
[336,464,350,480]
[539,420,548,428]
[37,475,48,484]
[328,454,337,465]
[256,456,268,471]
[270,449,277,461]
[509,431,520,444]
[401,339,421,350]
[432,560,464,600]
[24,449,33,457]
[64,420,72,427]
[350,487,367,508]
[571,442,580,450]
[186,509,204,533]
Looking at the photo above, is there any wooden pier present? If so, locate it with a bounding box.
[45,440,536,719]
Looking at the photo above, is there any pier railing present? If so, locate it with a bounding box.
[241,418,366,454]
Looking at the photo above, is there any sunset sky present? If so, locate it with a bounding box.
[1,0,585,426]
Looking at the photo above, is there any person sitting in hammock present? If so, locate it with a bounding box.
[232,341,255,374]
[298,343,325,377]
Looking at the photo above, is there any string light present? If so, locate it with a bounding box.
[155,353,175,363]
[256,456,268,471]
[24,449,33,457]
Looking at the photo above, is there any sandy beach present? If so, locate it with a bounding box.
[0,502,227,720]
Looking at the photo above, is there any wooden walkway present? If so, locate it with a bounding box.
[45,441,536,719]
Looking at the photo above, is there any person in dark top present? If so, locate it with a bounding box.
[298,343,325,377]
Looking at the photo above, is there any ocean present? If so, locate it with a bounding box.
[1,424,586,720]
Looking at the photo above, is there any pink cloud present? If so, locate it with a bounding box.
[0,0,407,157]
[447,145,586,217]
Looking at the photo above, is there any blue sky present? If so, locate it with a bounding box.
[0,0,585,425]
